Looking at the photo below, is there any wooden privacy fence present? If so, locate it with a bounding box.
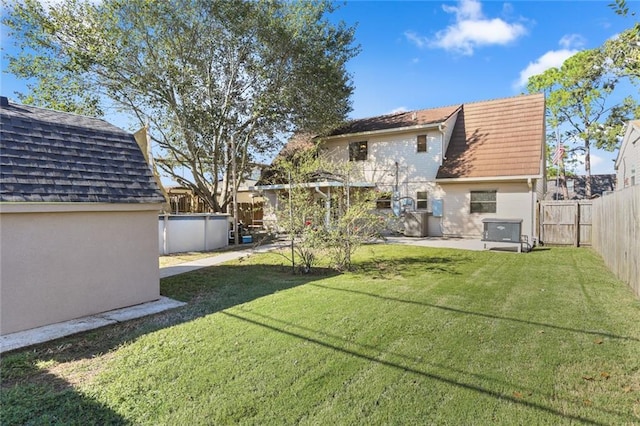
[591,187,640,298]
[539,200,593,247]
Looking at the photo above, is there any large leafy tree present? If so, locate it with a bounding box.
[605,0,640,87]
[527,49,636,197]
[3,0,358,212]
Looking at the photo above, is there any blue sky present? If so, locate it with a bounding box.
[1,0,636,175]
[331,0,636,175]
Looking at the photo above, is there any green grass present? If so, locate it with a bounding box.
[159,250,221,268]
[2,245,639,425]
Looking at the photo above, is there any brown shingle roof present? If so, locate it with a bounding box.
[436,93,545,179]
[327,105,461,136]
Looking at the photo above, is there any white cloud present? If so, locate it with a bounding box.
[404,0,527,55]
[585,153,603,168]
[404,31,428,49]
[433,18,527,55]
[388,107,409,115]
[571,152,610,175]
[559,34,586,49]
[514,49,578,88]
[513,34,583,88]
[442,0,483,20]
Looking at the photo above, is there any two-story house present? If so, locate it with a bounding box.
[260,93,546,244]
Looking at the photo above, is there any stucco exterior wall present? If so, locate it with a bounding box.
[320,128,444,207]
[436,181,536,242]
[1,207,160,335]
[260,192,280,232]
[616,124,639,189]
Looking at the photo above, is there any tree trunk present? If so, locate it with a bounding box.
[557,160,569,200]
[584,139,592,198]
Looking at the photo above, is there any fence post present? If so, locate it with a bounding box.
[163,214,169,255]
[204,214,209,252]
[574,202,579,247]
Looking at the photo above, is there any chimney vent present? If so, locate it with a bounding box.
[0,96,8,107]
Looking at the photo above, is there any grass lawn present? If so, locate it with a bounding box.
[2,245,639,425]
[159,250,221,268]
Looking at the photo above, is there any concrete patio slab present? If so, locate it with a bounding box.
[384,236,486,250]
[383,236,525,252]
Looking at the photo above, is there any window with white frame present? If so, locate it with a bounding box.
[470,190,497,213]
[349,141,368,161]
[417,135,427,153]
[416,191,428,209]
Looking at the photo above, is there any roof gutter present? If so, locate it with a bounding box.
[0,202,164,214]
[436,174,543,183]
[252,181,375,191]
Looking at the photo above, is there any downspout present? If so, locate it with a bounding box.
[438,123,446,166]
[528,177,535,246]
[315,186,331,229]
[438,122,447,236]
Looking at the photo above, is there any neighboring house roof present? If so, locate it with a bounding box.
[545,174,616,200]
[436,93,545,179]
[0,96,165,203]
[327,105,461,136]
[257,133,317,186]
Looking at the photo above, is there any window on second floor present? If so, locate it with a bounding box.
[416,191,428,209]
[417,135,427,153]
[349,141,368,161]
[470,190,497,213]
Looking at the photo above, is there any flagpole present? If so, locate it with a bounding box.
[554,126,560,200]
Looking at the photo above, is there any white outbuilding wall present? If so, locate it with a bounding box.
[1,203,162,335]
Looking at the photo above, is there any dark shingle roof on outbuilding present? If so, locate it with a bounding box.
[0,97,165,204]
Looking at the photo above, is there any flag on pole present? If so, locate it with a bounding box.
[552,142,565,165]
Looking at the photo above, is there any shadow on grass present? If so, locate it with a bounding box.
[223,310,616,425]
[352,254,466,278]
[229,307,635,423]
[0,263,335,424]
[309,284,639,342]
[1,361,127,425]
